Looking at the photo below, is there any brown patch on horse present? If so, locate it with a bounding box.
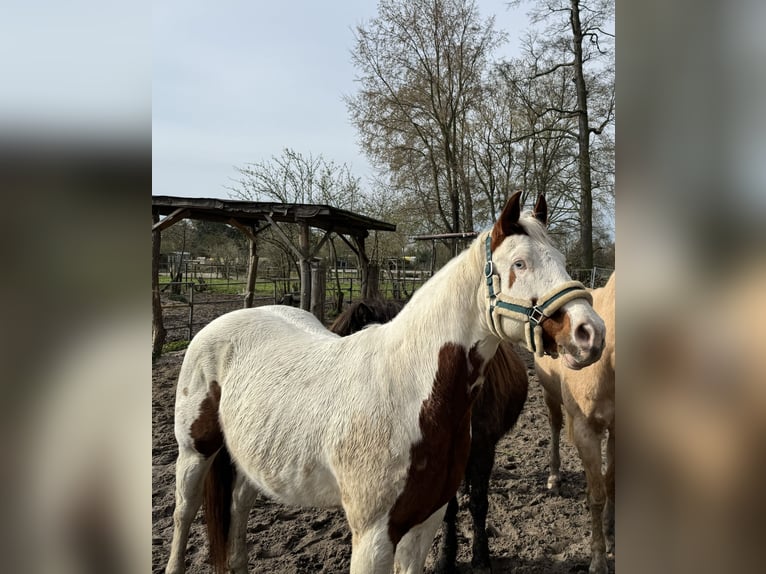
[490,191,528,251]
[387,343,486,546]
[540,312,572,356]
[190,381,223,457]
[490,223,527,252]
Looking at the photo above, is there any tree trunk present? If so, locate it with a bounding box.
[570,0,594,268]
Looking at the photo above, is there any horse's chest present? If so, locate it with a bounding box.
[387,342,485,545]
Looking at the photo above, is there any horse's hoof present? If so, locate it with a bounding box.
[546,475,561,494]
[588,555,607,574]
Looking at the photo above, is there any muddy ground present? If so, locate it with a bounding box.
[152,299,610,573]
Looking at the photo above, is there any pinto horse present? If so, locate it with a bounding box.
[165,192,606,574]
[535,271,615,574]
[331,298,529,574]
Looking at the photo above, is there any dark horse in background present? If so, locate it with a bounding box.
[330,299,530,574]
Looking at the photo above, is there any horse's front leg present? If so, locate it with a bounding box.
[434,496,459,574]
[572,417,608,574]
[394,505,447,574]
[226,470,257,574]
[466,442,497,574]
[543,389,564,494]
[347,514,396,574]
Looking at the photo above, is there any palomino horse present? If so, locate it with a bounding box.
[331,298,529,574]
[535,271,615,574]
[165,192,606,574]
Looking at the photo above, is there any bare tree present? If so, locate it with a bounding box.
[509,0,615,267]
[347,0,504,255]
[229,147,363,210]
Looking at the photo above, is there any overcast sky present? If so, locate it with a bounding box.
[152,0,529,200]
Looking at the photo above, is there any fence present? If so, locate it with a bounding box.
[568,267,614,288]
[159,266,610,343]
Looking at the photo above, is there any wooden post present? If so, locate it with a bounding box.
[152,211,167,359]
[353,235,371,299]
[310,259,326,323]
[188,281,194,341]
[367,262,380,299]
[244,236,258,308]
[298,223,311,311]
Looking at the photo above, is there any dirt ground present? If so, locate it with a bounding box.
[152,300,610,574]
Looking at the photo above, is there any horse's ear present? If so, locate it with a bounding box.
[491,191,524,250]
[533,194,548,226]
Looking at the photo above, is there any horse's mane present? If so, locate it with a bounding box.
[518,211,555,247]
[329,298,406,336]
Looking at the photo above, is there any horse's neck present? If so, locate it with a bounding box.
[387,236,493,354]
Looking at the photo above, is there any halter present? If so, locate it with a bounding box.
[484,235,592,356]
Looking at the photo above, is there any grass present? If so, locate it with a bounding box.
[162,340,190,353]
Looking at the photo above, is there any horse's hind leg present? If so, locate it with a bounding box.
[572,417,607,574]
[603,425,615,555]
[434,496,459,574]
[165,447,214,574]
[226,471,257,574]
[543,389,563,494]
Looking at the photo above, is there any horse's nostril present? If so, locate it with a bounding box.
[575,323,594,346]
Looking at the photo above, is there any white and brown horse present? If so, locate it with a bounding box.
[165,192,606,574]
[535,271,615,574]
[331,298,530,574]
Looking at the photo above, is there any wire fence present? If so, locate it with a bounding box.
[568,267,614,288]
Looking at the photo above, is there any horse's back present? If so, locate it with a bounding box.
[173,306,340,446]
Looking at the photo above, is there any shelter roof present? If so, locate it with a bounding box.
[152,195,396,238]
[411,231,479,241]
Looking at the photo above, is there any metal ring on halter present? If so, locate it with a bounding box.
[483,260,495,278]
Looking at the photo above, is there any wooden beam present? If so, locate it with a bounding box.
[336,232,360,256]
[152,208,189,232]
[264,214,304,260]
[227,218,258,243]
[308,227,334,259]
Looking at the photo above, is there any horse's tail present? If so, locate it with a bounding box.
[204,443,234,574]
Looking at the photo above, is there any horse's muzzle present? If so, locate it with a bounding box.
[562,319,606,369]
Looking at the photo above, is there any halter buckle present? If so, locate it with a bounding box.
[483,260,495,278]
[529,305,546,326]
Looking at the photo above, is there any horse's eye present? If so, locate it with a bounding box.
[513,260,526,270]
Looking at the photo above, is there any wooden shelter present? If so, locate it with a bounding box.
[152,196,396,357]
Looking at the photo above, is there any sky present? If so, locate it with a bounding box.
[152,0,530,200]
